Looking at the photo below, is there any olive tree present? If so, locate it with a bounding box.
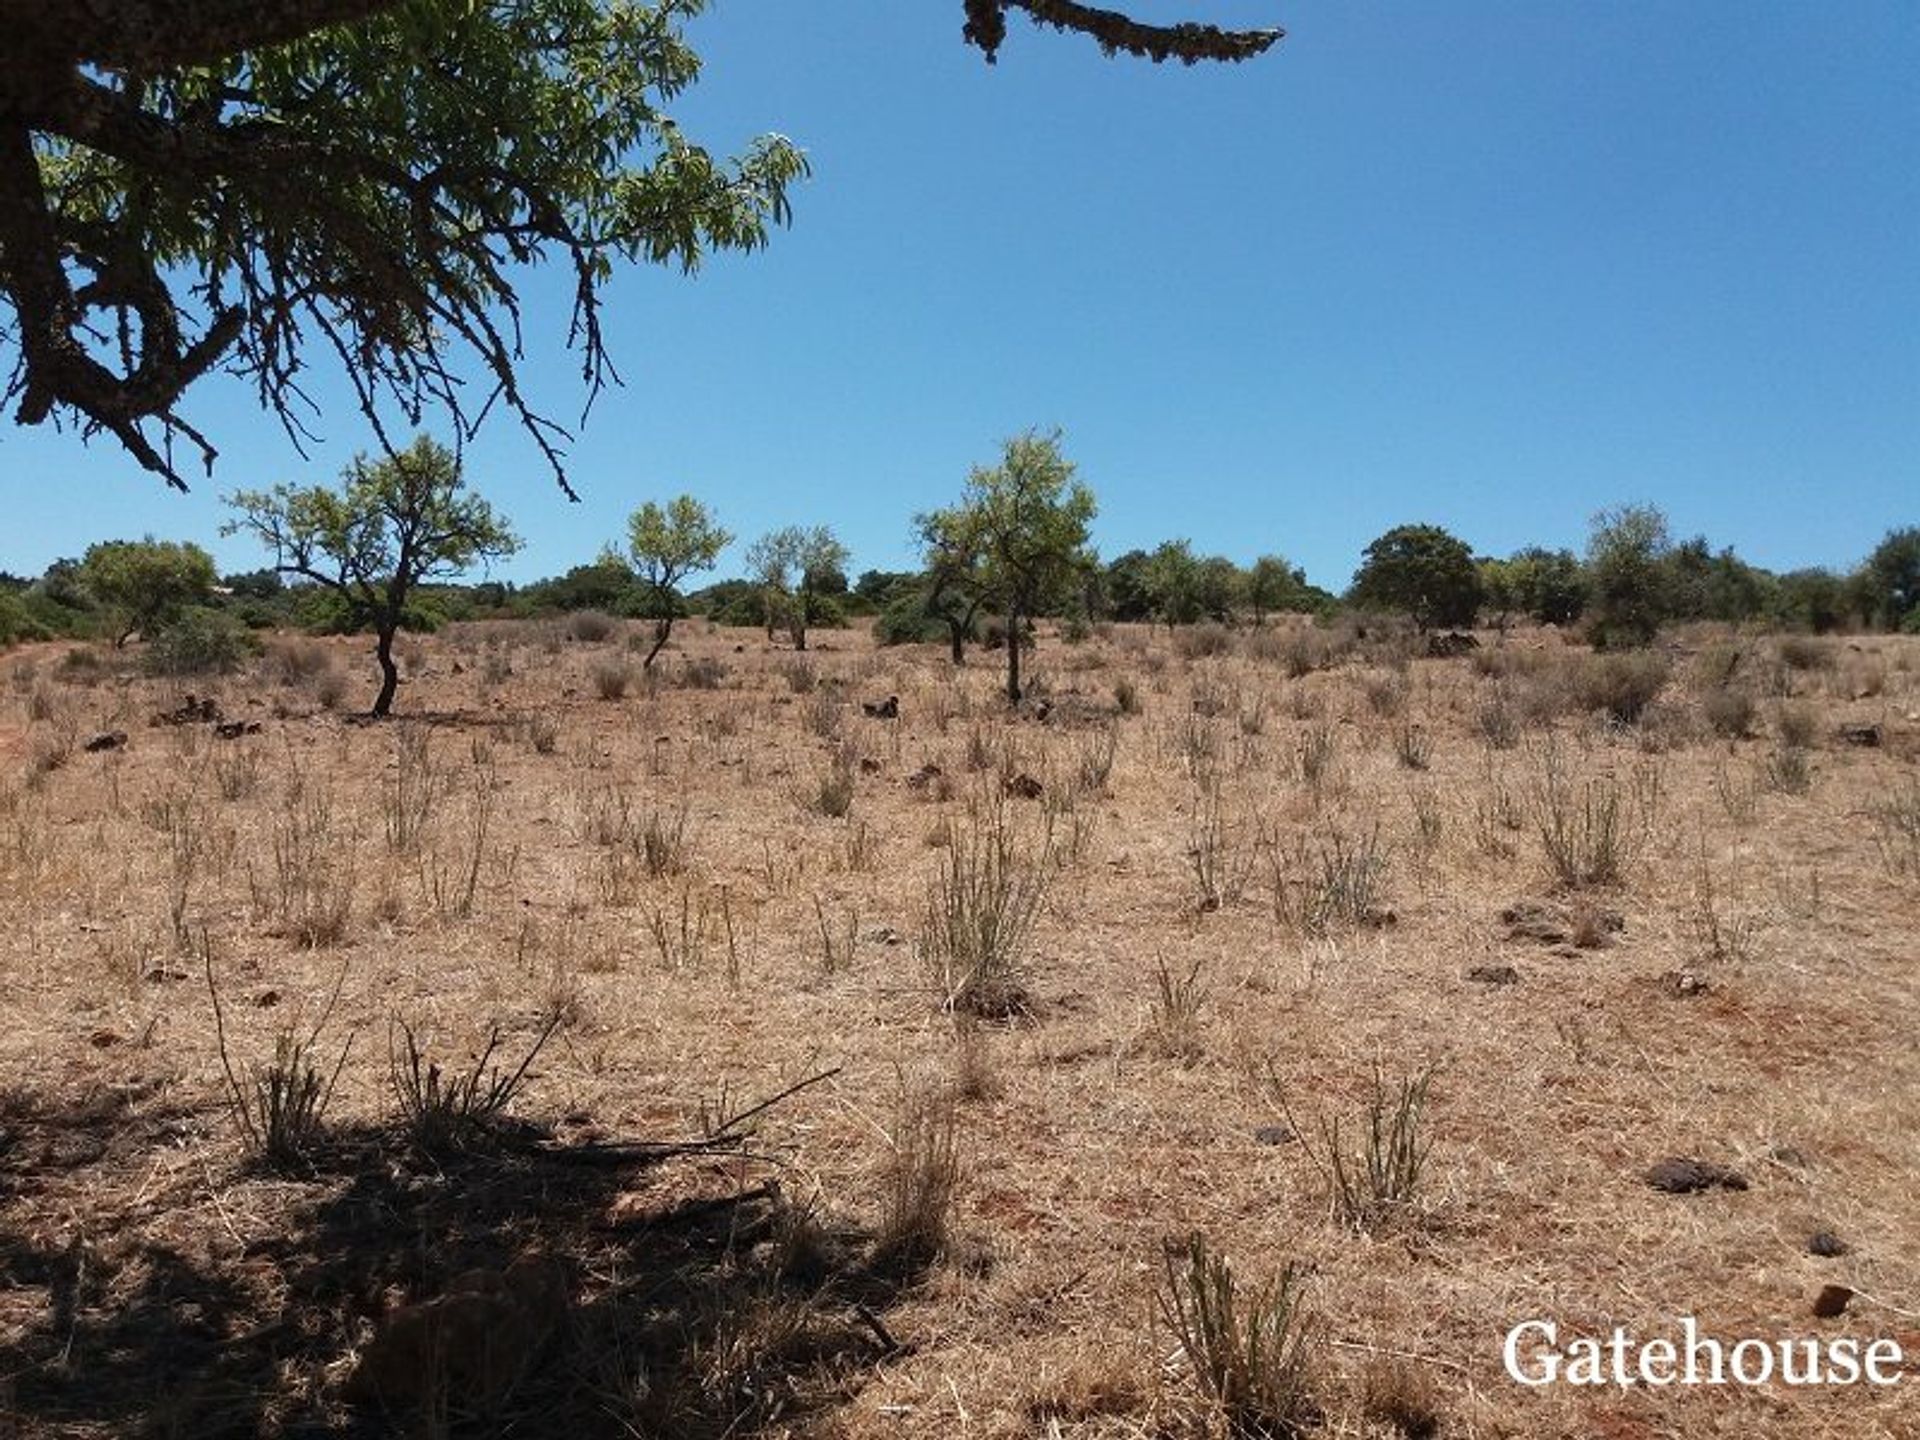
[917,430,1096,703]
[1,2,1274,490]
[224,435,519,715]
[627,495,730,668]
[1585,505,1672,649]
[745,525,850,652]
[80,537,217,645]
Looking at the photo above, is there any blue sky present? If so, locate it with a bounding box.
[3,1,1915,590]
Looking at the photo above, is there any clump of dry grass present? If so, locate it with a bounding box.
[208,941,352,1166]
[920,802,1046,1017]
[590,658,634,700]
[1158,1233,1317,1438]
[1871,780,1920,876]
[874,1088,961,1274]
[811,746,857,817]
[267,778,356,946]
[1570,650,1670,724]
[1285,1063,1436,1233]
[1530,752,1639,889]
[1148,953,1208,1065]
[388,1015,558,1153]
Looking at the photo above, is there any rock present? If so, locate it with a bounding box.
[861,695,900,719]
[344,1255,570,1408]
[859,756,882,774]
[1502,899,1623,948]
[1253,1124,1296,1146]
[1838,723,1881,747]
[1646,1157,1749,1194]
[906,763,945,791]
[213,720,262,739]
[83,731,128,753]
[1812,1284,1853,1319]
[154,695,222,726]
[1808,1231,1849,1258]
[1659,969,1710,998]
[1467,964,1520,986]
[1003,771,1044,800]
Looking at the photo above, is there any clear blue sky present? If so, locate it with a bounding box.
[3,1,1915,590]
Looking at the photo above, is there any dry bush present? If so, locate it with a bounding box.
[1571,651,1670,725]
[811,746,857,818]
[590,658,634,700]
[1294,1063,1436,1233]
[1701,684,1756,739]
[1362,671,1406,718]
[260,636,332,687]
[1148,953,1208,1065]
[1777,634,1833,672]
[1189,776,1251,912]
[1872,780,1920,876]
[1113,675,1142,715]
[1361,1358,1443,1439]
[1761,745,1813,796]
[389,1015,558,1153]
[1392,723,1431,771]
[1175,623,1234,661]
[679,655,727,690]
[1158,1233,1316,1439]
[1530,760,1637,889]
[381,725,439,852]
[567,610,618,643]
[1474,684,1520,749]
[268,781,356,946]
[209,945,352,1166]
[875,1088,961,1274]
[920,802,1046,1018]
[1775,700,1818,749]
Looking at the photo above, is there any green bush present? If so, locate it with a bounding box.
[875,594,946,646]
[145,608,261,676]
[0,592,50,647]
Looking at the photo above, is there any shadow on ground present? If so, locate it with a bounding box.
[0,1083,909,1438]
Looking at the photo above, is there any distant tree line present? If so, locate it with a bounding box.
[4,431,1917,715]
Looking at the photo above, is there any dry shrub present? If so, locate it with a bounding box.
[1777,634,1833,671]
[261,636,332,686]
[1775,701,1818,749]
[1297,1063,1436,1233]
[1571,651,1670,724]
[567,609,618,642]
[1531,761,1636,889]
[1175,623,1234,660]
[388,1015,558,1153]
[920,801,1046,1018]
[1361,1358,1443,1439]
[1158,1233,1316,1439]
[875,1088,960,1274]
[590,658,633,700]
[1701,685,1756,738]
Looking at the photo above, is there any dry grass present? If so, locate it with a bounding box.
[1,620,1917,1438]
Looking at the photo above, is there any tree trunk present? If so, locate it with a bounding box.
[643,617,671,670]
[947,618,966,666]
[372,624,400,716]
[1005,604,1022,703]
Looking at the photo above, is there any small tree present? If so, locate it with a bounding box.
[627,496,731,668]
[1507,546,1588,626]
[80,538,217,646]
[917,430,1096,702]
[745,525,851,651]
[1349,523,1482,632]
[1585,505,1672,649]
[225,436,519,716]
[1246,555,1308,625]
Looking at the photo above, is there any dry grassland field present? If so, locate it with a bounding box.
[2,616,1918,1440]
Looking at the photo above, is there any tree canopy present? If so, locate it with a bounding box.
[224,434,519,713]
[918,429,1096,701]
[1,1,1278,492]
[626,494,730,667]
[1348,523,1482,632]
